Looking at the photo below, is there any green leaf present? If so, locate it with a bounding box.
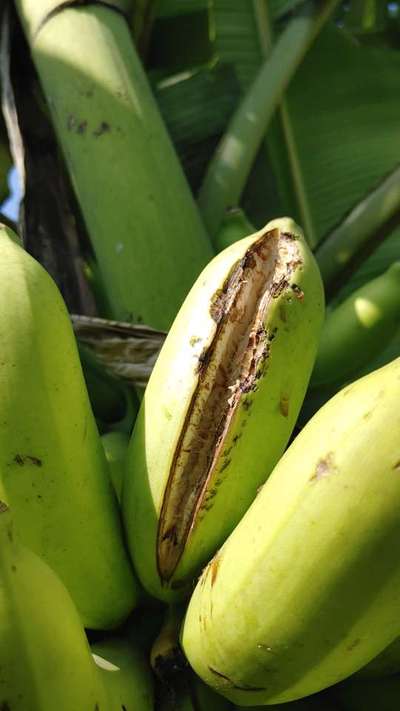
[281,24,400,244]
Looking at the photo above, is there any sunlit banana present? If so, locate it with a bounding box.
[311,262,400,387]
[123,217,324,601]
[92,637,154,710]
[0,224,139,628]
[0,494,108,710]
[181,357,400,705]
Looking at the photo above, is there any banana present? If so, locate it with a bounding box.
[92,637,154,710]
[0,224,139,628]
[122,218,324,601]
[101,430,130,501]
[0,494,109,710]
[181,357,400,705]
[311,262,400,387]
[214,209,255,253]
[150,604,186,681]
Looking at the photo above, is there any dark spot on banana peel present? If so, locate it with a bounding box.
[13,454,42,467]
[157,229,304,582]
[93,121,111,137]
[279,394,289,417]
[1,703,10,711]
[347,638,361,651]
[208,667,267,691]
[0,500,9,514]
[291,283,304,300]
[393,460,400,470]
[270,276,290,298]
[310,453,336,481]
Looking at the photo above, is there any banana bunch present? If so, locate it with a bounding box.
[0,224,138,629]
[122,217,325,601]
[181,357,400,705]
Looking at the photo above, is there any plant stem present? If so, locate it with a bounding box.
[198,0,341,238]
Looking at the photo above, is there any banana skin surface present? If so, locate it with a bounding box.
[0,225,139,628]
[181,358,400,705]
[122,218,324,601]
[0,497,108,710]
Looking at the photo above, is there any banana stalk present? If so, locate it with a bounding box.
[122,218,324,601]
[181,357,400,705]
[15,0,213,330]
[0,224,138,628]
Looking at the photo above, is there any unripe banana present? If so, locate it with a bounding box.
[122,218,324,601]
[0,495,108,710]
[101,430,130,501]
[311,262,400,387]
[0,224,139,628]
[214,209,255,253]
[181,358,400,705]
[92,637,154,710]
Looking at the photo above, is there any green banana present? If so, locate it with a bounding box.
[122,217,324,601]
[92,637,154,710]
[101,430,130,501]
[0,224,138,628]
[333,675,400,710]
[311,262,400,387]
[0,495,109,710]
[214,209,255,253]
[16,0,213,331]
[181,357,400,705]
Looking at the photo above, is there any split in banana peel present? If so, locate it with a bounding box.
[123,217,324,601]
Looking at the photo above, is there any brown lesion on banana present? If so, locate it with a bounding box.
[157,228,304,582]
[310,452,336,482]
[208,667,267,691]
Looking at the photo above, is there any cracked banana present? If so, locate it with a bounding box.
[122,218,324,601]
